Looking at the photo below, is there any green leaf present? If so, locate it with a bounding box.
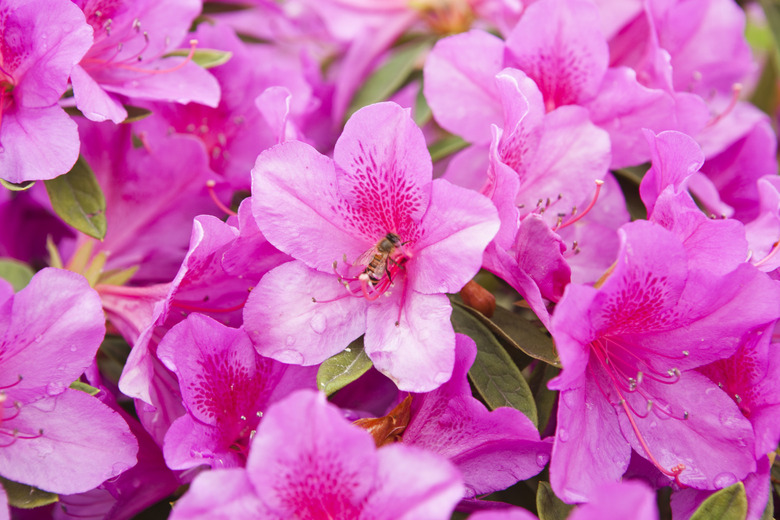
[0,476,58,509]
[347,38,433,119]
[164,49,233,69]
[44,156,107,240]
[536,482,574,520]
[451,304,538,426]
[121,105,153,123]
[0,258,34,291]
[455,302,559,368]
[690,482,748,520]
[428,134,469,163]
[0,179,35,191]
[759,0,780,49]
[317,337,373,396]
[69,380,100,396]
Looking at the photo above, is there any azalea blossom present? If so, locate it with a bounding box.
[0,0,93,183]
[245,101,499,391]
[169,389,464,520]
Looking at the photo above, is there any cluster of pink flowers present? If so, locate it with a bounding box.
[1,0,780,518]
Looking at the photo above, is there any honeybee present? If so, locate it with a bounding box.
[356,232,403,284]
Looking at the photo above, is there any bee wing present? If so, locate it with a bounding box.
[353,245,380,268]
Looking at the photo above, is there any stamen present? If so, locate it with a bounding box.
[706,83,742,128]
[554,180,604,231]
[206,180,237,217]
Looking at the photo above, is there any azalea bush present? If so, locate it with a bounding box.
[2,0,780,519]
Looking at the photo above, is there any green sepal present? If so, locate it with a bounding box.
[0,179,35,191]
[0,476,58,509]
[69,380,100,396]
[0,258,35,292]
[690,482,748,520]
[451,304,538,426]
[536,481,574,520]
[316,337,373,396]
[44,156,107,240]
[164,49,233,69]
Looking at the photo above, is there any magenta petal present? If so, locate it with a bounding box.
[4,268,104,396]
[170,468,264,520]
[333,102,432,238]
[251,141,367,272]
[423,30,505,144]
[365,444,465,520]
[0,389,137,494]
[618,371,755,490]
[0,105,79,183]
[246,391,377,517]
[71,64,128,123]
[365,290,455,392]
[505,0,608,108]
[244,261,367,365]
[568,480,658,520]
[409,179,499,294]
[551,376,631,504]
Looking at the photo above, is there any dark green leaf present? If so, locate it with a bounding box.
[317,337,373,396]
[529,363,559,435]
[121,106,153,123]
[164,49,233,69]
[0,258,34,291]
[452,304,538,426]
[0,179,35,191]
[456,302,559,368]
[0,476,58,509]
[690,482,748,520]
[536,481,574,520]
[347,38,433,119]
[69,381,100,396]
[44,156,107,239]
[428,134,469,163]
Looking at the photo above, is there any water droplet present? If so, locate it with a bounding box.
[536,453,550,467]
[274,349,304,364]
[46,382,66,396]
[285,336,296,346]
[310,313,327,334]
[714,472,737,488]
[558,429,569,442]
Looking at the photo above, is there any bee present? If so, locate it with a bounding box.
[356,232,403,284]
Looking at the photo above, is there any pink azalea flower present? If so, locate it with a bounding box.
[244,102,499,392]
[169,389,465,520]
[70,0,220,123]
[157,313,317,470]
[0,268,138,495]
[0,0,93,183]
[549,220,780,502]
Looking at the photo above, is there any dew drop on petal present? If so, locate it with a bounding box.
[558,429,569,442]
[274,349,304,364]
[713,472,737,488]
[46,381,66,396]
[536,453,550,467]
[310,313,327,334]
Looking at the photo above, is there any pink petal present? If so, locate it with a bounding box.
[365,290,455,392]
[424,30,505,144]
[244,261,367,365]
[0,389,137,495]
[333,102,432,243]
[408,179,499,294]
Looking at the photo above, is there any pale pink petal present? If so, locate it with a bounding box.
[423,30,505,144]
[243,261,368,365]
[365,290,455,392]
